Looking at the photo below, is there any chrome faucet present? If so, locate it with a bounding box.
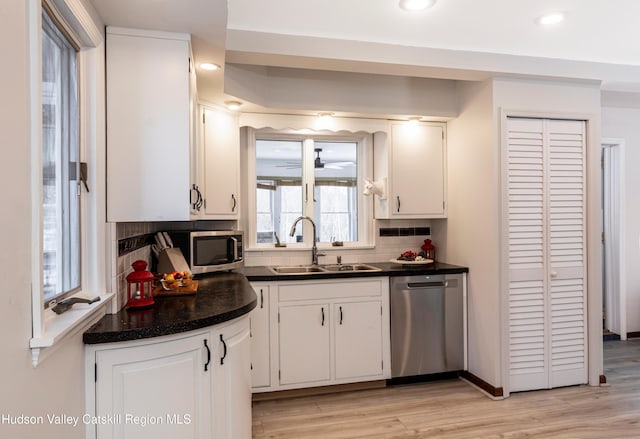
[289,216,322,265]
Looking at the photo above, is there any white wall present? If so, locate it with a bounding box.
[601,106,640,333]
[445,78,604,391]
[445,79,501,387]
[225,64,459,118]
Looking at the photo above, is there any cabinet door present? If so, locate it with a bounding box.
[213,318,252,439]
[390,123,445,217]
[506,118,587,392]
[106,29,192,221]
[278,304,331,385]
[249,284,271,388]
[95,333,211,439]
[202,107,240,217]
[334,301,384,380]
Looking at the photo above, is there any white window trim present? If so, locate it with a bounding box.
[245,126,374,251]
[28,0,113,367]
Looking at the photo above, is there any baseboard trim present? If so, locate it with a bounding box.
[459,370,504,398]
[627,331,640,339]
[252,380,387,401]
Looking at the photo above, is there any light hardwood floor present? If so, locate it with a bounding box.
[252,339,640,438]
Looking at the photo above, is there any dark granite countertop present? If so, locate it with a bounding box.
[241,261,468,282]
[83,272,257,344]
[84,261,466,345]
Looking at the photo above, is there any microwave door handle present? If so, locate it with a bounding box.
[230,237,238,261]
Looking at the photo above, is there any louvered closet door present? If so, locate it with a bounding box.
[506,118,587,392]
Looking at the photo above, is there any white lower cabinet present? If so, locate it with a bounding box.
[250,277,390,393]
[86,316,251,439]
[334,301,384,380]
[278,303,331,385]
[212,318,252,439]
[248,284,270,388]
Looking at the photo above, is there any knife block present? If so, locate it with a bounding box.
[157,248,190,275]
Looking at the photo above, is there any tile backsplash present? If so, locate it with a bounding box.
[109,218,441,311]
[244,219,437,267]
[110,220,237,310]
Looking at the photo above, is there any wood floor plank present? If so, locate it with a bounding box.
[253,339,640,438]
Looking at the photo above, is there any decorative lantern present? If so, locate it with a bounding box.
[421,239,436,261]
[126,260,155,309]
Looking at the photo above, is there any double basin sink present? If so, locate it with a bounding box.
[269,263,381,275]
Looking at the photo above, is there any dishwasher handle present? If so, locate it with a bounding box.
[406,281,449,289]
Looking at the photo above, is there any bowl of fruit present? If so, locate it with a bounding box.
[160,271,192,290]
[390,250,433,265]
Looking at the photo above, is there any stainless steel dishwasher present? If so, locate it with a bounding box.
[390,274,464,378]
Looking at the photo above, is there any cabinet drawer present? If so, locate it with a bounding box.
[278,279,383,302]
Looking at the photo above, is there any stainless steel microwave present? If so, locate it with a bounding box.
[168,230,244,275]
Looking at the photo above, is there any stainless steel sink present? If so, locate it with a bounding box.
[268,263,382,275]
[321,263,382,272]
[268,266,327,274]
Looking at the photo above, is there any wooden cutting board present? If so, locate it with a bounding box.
[153,280,198,297]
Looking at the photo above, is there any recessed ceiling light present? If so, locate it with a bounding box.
[318,112,334,119]
[537,12,565,25]
[199,63,220,71]
[225,100,242,110]
[399,0,437,12]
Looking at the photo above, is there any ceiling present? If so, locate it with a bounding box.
[90,0,640,110]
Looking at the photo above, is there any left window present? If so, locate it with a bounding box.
[41,7,80,305]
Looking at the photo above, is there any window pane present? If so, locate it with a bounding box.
[42,10,80,303]
[313,142,357,242]
[256,140,303,244]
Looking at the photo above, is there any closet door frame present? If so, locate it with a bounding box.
[499,109,603,398]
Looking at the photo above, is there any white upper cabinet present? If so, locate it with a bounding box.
[374,122,447,219]
[200,106,240,218]
[106,27,197,222]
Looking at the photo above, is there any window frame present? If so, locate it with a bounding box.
[41,3,82,306]
[29,0,111,367]
[246,127,374,251]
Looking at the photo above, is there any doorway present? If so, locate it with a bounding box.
[602,139,626,340]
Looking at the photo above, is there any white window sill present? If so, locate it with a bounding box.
[29,292,115,367]
[247,243,376,252]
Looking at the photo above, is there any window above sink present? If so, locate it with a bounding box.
[245,127,374,250]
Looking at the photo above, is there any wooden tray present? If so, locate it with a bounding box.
[153,280,198,297]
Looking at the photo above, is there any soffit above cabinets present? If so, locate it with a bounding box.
[89,0,640,107]
[225,0,640,93]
